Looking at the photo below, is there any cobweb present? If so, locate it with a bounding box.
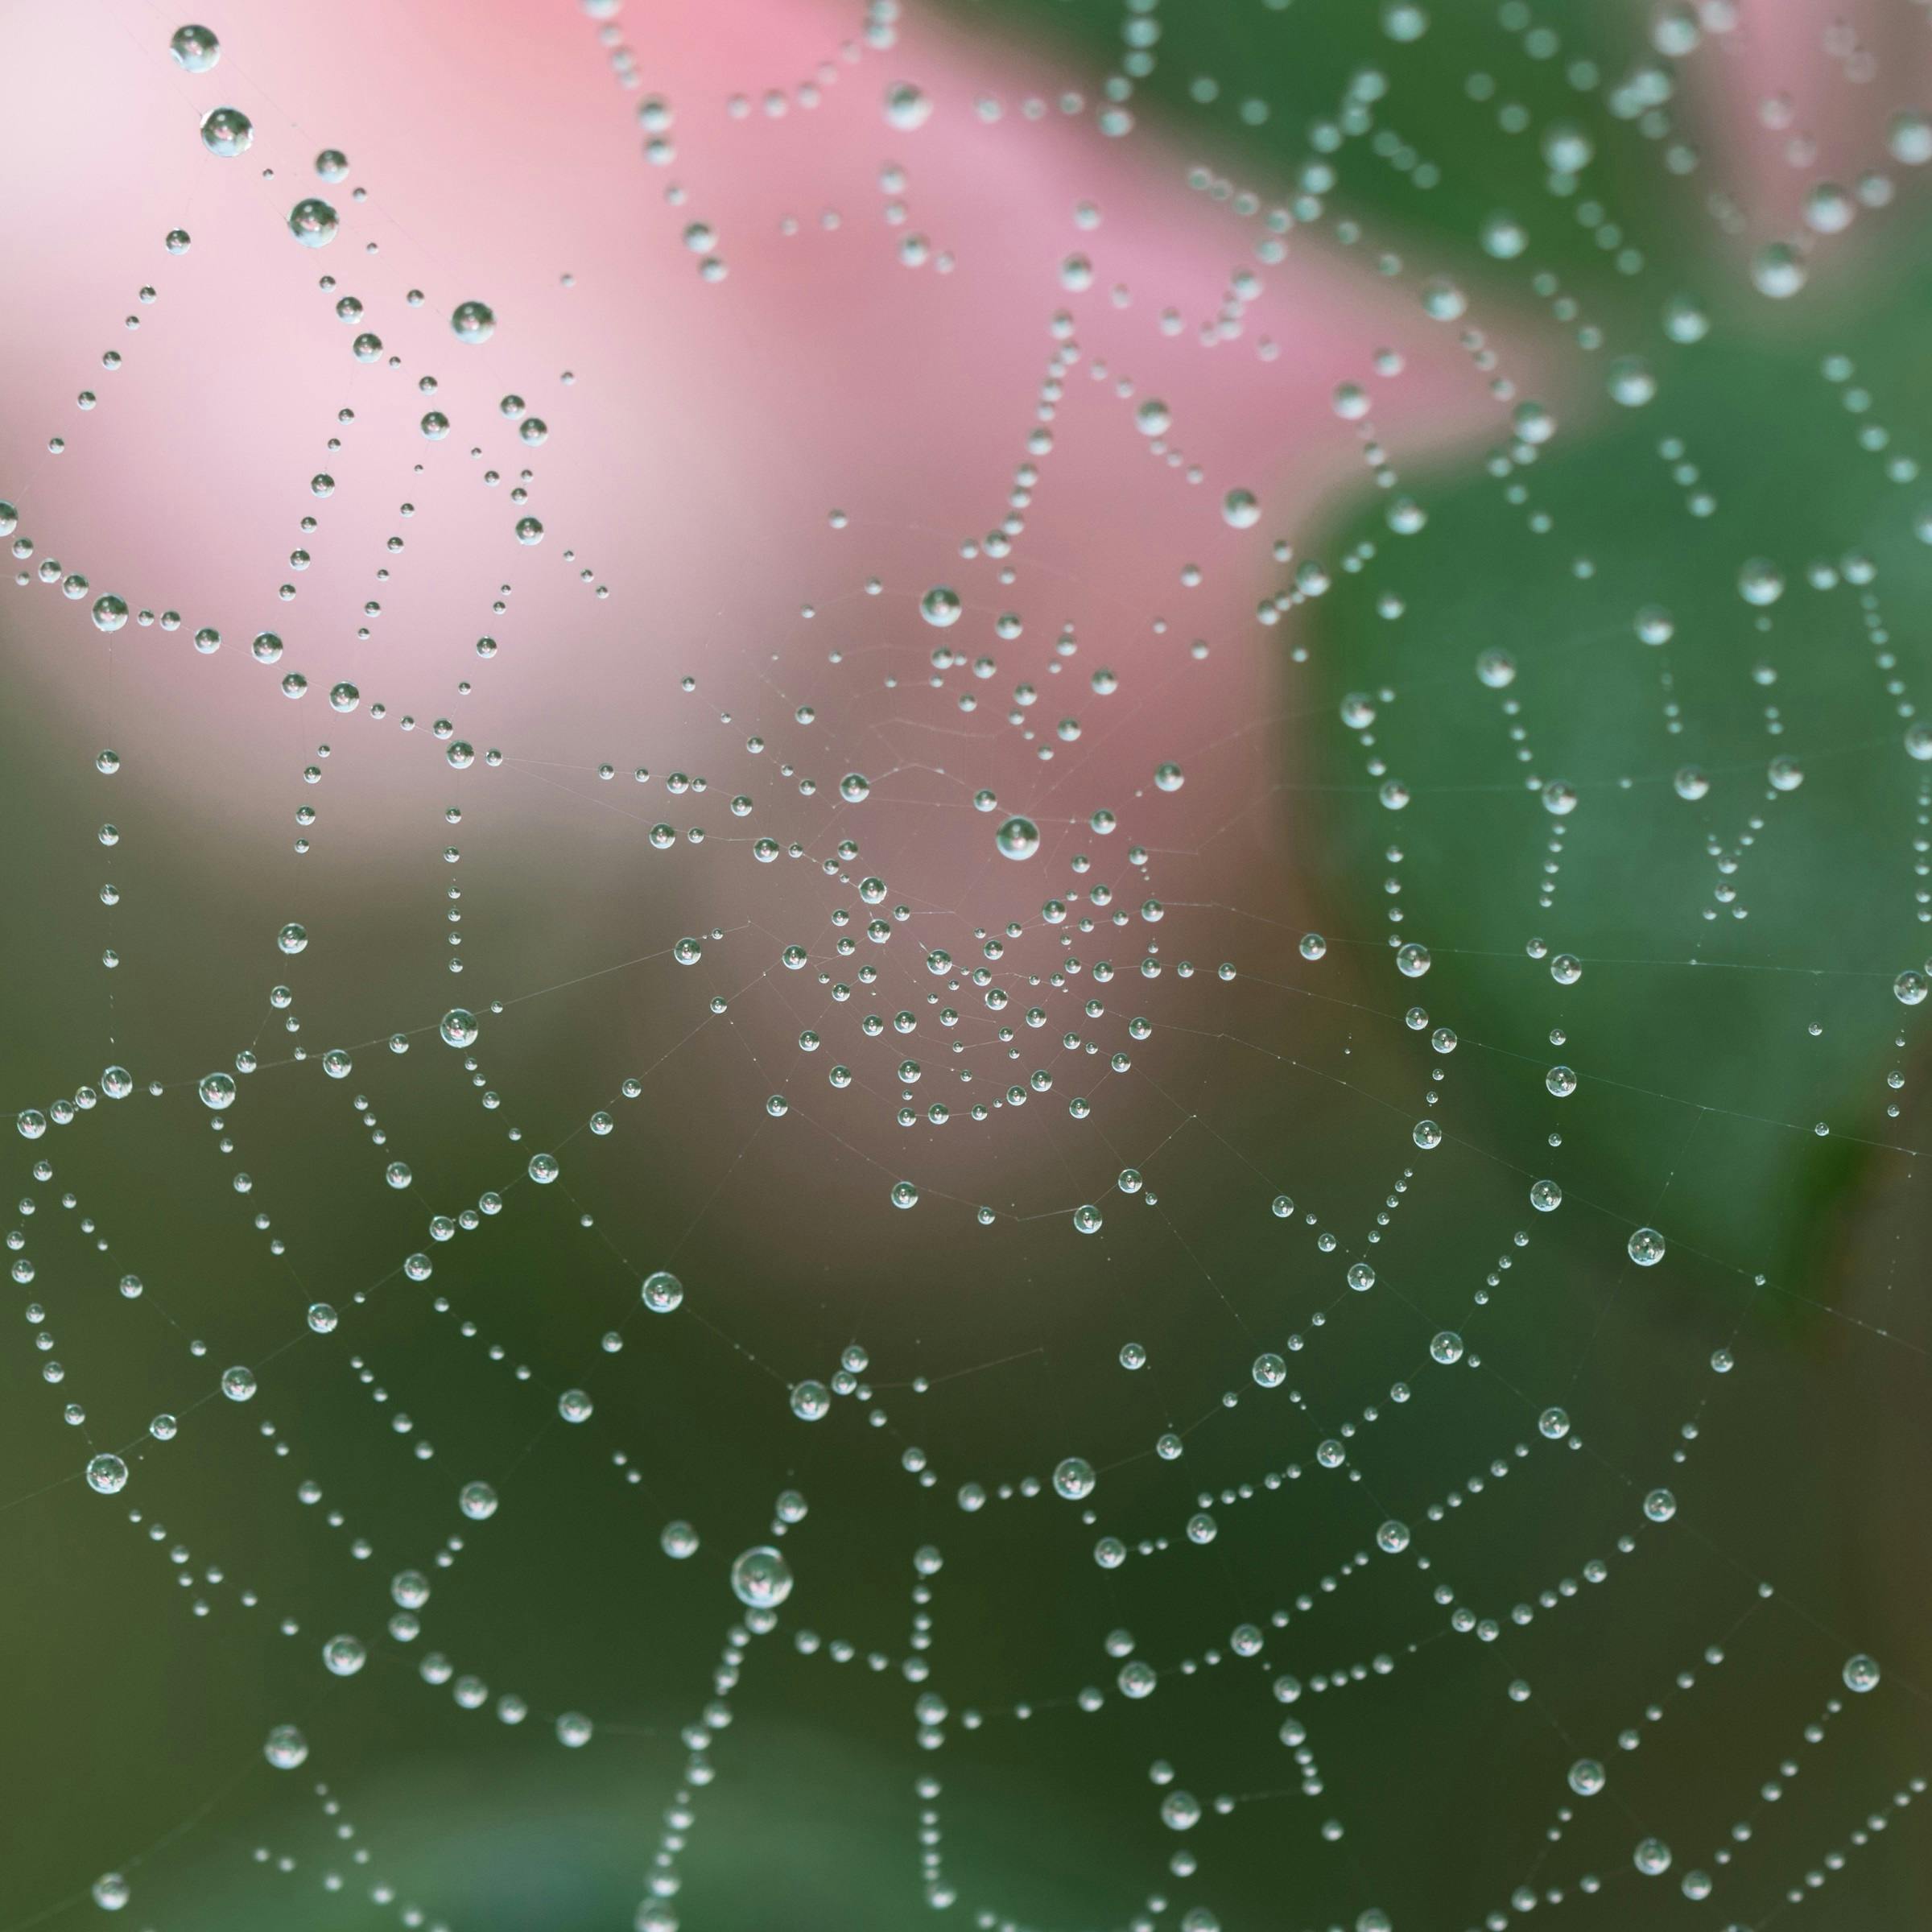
[2,0,1930,1929]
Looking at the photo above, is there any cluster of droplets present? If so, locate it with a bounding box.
[7,7,1930,1930]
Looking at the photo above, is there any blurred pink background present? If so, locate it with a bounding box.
[0,0,1913,1203]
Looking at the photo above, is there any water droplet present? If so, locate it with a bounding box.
[730,1544,793,1607]
[883,83,931,131]
[198,107,252,157]
[1053,1456,1096,1501]
[169,24,221,72]
[642,1269,684,1313]
[997,815,1039,861]
[322,1634,365,1676]
[288,198,340,248]
[452,300,496,343]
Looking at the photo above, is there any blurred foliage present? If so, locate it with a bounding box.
[962,0,1932,1307]
[1299,239,1932,1308]
[962,0,1675,285]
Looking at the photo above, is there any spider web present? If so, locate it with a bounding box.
[1,2,1929,1930]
